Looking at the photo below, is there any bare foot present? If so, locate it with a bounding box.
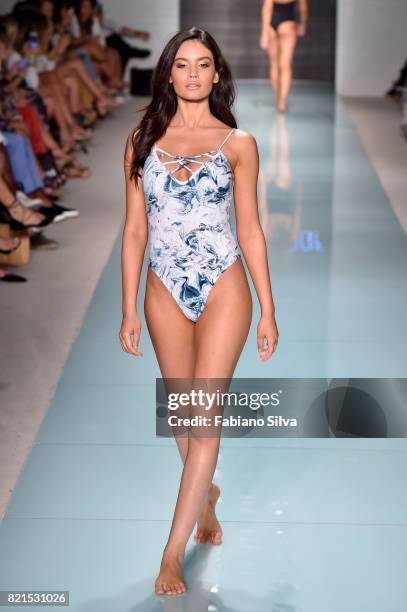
[194,483,222,545]
[97,97,119,114]
[27,189,53,208]
[71,125,93,141]
[0,236,21,252]
[155,550,186,596]
[110,79,128,89]
[4,199,46,226]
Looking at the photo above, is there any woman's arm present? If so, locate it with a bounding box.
[47,33,71,62]
[233,131,279,359]
[260,0,274,49]
[297,0,308,35]
[119,130,148,356]
[119,26,150,40]
[68,14,97,49]
[261,0,274,31]
[2,74,22,95]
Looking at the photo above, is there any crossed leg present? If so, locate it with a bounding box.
[144,258,252,595]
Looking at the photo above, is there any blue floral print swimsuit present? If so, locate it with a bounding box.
[142,127,241,322]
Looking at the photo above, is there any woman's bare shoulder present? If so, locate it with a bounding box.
[231,129,258,163]
[232,128,257,148]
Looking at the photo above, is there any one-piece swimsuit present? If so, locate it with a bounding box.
[141,127,241,322]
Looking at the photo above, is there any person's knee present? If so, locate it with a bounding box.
[270,62,279,76]
[107,46,120,59]
[278,60,292,73]
[64,75,76,87]
[68,57,82,70]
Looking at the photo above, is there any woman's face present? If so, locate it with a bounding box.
[60,7,71,27]
[5,26,17,49]
[40,1,53,21]
[170,40,219,100]
[79,0,93,21]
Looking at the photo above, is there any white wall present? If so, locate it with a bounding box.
[103,0,180,70]
[0,0,16,12]
[336,0,407,96]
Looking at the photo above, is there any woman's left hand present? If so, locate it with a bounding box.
[257,314,279,361]
[297,23,306,37]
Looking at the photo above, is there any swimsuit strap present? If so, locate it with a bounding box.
[153,128,236,159]
[217,128,236,152]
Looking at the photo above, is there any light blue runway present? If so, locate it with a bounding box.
[1,82,406,611]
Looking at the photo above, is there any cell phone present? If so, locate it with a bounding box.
[28,31,39,50]
[18,58,29,69]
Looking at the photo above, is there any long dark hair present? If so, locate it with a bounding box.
[128,27,237,187]
[74,0,93,36]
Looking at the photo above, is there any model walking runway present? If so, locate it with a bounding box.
[0,79,406,609]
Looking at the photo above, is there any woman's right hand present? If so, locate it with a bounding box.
[259,29,270,50]
[119,312,143,356]
[57,33,71,53]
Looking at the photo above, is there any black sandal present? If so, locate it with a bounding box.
[0,270,27,282]
[0,199,52,230]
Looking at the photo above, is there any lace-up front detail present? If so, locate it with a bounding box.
[154,147,221,185]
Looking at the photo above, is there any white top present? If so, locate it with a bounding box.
[6,50,39,90]
[35,55,56,74]
[69,12,106,47]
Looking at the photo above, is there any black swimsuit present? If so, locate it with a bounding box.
[271,1,297,30]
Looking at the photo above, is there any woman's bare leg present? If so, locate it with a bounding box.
[144,267,195,595]
[40,74,74,124]
[94,59,116,86]
[105,46,123,85]
[0,144,16,191]
[39,115,63,152]
[267,26,279,101]
[148,259,252,595]
[144,265,195,461]
[39,73,87,142]
[0,176,45,224]
[56,57,105,103]
[39,86,70,139]
[57,58,119,115]
[42,87,66,125]
[61,74,81,113]
[276,21,297,112]
[39,78,76,145]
